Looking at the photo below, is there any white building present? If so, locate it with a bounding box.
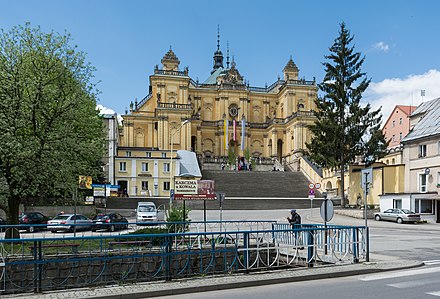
[381,97,440,223]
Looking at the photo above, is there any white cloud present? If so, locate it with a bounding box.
[372,42,390,52]
[96,104,123,124]
[363,69,440,123]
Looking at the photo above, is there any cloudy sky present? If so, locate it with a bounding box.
[1,0,439,122]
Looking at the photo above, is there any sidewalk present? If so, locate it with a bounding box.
[3,254,423,299]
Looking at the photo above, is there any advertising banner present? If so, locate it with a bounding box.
[175,180,198,194]
[174,180,216,200]
[92,184,119,197]
[78,176,92,189]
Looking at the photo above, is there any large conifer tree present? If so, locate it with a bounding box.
[306,23,388,206]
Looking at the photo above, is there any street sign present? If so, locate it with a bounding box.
[315,182,321,189]
[308,183,315,189]
[170,189,174,201]
[308,189,315,196]
[216,192,226,203]
[320,199,334,222]
[361,168,373,190]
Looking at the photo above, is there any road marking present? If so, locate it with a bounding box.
[387,277,440,288]
[426,291,440,297]
[423,260,440,265]
[360,266,440,281]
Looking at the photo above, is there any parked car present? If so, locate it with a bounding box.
[374,209,421,224]
[135,202,158,224]
[47,214,93,233]
[91,213,128,232]
[19,212,49,232]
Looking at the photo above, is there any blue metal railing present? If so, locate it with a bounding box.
[0,222,367,294]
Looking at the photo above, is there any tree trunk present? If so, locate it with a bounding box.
[5,195,20,239]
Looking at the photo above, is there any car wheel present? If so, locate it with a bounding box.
[28,226,35,233]
[68,226,74,233]
[375,215,381,221]
[396,217,403,224]
[108,225,115,232]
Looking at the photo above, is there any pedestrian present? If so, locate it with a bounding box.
[287,209,303,249]
[287,209,301,227]
[221,162,225,170]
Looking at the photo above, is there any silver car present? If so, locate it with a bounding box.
[374,209,421,224]
[47,214,93,232]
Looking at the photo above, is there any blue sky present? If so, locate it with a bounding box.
[1,0,439,120]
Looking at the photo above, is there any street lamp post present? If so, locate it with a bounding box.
[169,119,190,207]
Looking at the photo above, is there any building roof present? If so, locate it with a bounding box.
[203,67,224,84]
[402,97,440,142]
[382,105,417,130]
[177,150,202,177]
[396,105,417,116]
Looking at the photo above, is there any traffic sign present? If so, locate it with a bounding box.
[361,168,373,190]
[320,199,334,222]
[315,183,321,189]
[308,183,315,189]
[308,189,315,200]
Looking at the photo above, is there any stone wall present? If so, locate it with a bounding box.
[2,244,277,294]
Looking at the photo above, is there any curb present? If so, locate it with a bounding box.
[79,260,424,299]
[3,260,423,299]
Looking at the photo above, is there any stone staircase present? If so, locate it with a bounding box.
[201,170,315,198]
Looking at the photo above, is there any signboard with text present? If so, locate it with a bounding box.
[92,184,119,197]
[174,179,216,200]
[175,180,198,194]
[174,193,216,200]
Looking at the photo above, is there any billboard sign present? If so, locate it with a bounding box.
[78,176,92,189]
[92,184,119,197]
[174,180,216,200]
[175,180,198,194]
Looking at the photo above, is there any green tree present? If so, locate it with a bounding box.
[306,23,388,206]
[0,24,105,237]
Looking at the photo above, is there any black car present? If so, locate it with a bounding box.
[91,213,128,232]
[19,212,49,232]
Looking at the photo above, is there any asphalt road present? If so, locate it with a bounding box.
[146,264,440,299]
[106,197,328,210]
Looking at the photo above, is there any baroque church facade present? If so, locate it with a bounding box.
[116,37,318,197]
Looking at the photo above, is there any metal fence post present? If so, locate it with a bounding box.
[353,228,359,263]
[366,226,370,262]
[165,236,172,281]
[32,241,38,293]
[307,229,314,268]
[243,232,249,272]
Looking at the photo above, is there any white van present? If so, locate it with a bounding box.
[135,202,157,224]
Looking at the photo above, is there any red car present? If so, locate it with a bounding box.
[19,212,49,232]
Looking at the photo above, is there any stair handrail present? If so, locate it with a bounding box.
[299,156,323,185]
[273,158,284,171]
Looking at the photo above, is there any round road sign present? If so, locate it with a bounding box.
[308,183,315,189]
[320,199,334,222]
[315,183,321,189]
